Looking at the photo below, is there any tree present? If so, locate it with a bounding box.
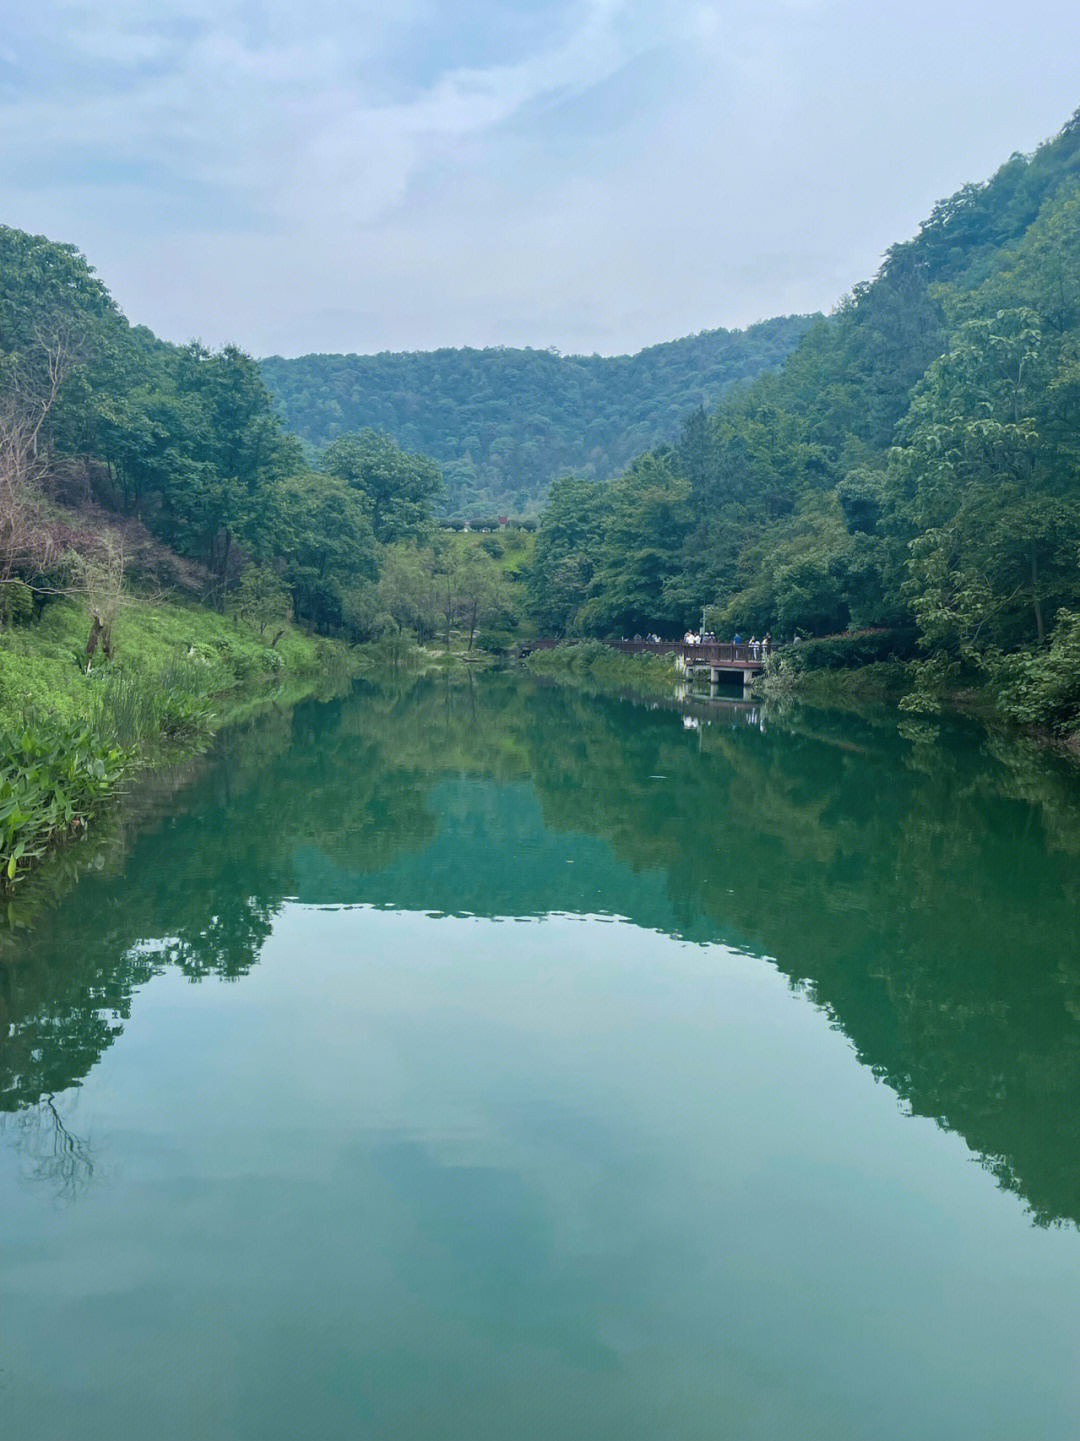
[448,547,512,650]
[322,429,442,543]
[376,544,443,644]
[279,474,378,633]
[234,564,292,641]
[74,534,127,664]
[579,454,690,635]
[892,308,1080,655]
[0,229,118,601]
[527,475,608,634]
[259,316,816,517]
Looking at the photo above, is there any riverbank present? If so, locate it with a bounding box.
[523,638,1080,758]
[522,639,901,708]
[524,640,680,693]
[0,596,358,890]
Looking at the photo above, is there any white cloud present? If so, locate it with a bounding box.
[2,0,1079,354]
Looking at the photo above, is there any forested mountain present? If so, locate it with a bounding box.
[0,225,459,642]
[260,316,815,517]
[529,107,1080,725]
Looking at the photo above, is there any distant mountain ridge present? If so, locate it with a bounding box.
[260,314,817,516]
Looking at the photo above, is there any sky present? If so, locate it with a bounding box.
[3,1,1080,359]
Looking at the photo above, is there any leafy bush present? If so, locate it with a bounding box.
[474,627,519,654]
[997,610,1080,731]
[357,632,424,667]
[0,581,34,626]
[787,628,919,671]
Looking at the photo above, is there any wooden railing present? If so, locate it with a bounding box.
[525,638,774,666]
[610,640,772,666]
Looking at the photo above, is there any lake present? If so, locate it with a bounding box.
[3,671,1080,1440]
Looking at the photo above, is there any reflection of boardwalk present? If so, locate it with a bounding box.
[683,697,766,729]
[638,684,770,734]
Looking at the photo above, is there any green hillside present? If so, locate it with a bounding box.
[527,106,1080,728]
[260,315,816,516]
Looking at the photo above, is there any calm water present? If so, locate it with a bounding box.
[3,672,1080,1440]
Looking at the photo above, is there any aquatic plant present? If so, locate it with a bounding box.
[88,660,216,750]
[0,716,125,886]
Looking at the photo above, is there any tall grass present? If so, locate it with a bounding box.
[88,659,216,750]
[0,596,364,892]
[0,660,218,889]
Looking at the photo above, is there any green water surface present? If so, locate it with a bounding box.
[3,672,1080,1439]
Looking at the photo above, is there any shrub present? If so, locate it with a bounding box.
[997,610,1080,731]
[358,632,423,666]
[0,581,34,626]
[474,627,518,653]
[787,628,919,671]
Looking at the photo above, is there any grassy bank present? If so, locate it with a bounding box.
[0,596,355,889]
[525,640,679,694]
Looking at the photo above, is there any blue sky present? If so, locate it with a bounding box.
[3,0,1080,357]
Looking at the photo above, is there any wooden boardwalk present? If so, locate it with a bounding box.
[608,639,769,672]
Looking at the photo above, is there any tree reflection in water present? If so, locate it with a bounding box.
[3,1093,97,1202]
[2,670,1080,1225]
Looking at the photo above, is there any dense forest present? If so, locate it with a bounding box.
[0,224,532,653]
[6,104,1080,739]
[260,317,815,517]
[528,107,1080,728]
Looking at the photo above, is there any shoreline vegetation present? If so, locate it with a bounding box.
[6,105,1080,906]
[0,223,533,894]
[0,587,527,896]
[524,640,682,694]
[0,594,362,893]
[523,638,1080,756]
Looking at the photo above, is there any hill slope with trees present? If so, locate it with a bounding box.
[527,107,1080,730]
[0,224,530,886]
[260,316,816,517]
